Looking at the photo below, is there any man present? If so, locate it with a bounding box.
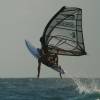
[37,48,62,78]
[25,40,63,79]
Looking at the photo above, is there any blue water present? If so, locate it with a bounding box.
[0,78,100,100]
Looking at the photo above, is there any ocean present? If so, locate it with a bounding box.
[0,78,100,100]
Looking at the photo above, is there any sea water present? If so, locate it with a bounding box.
[0,78,100,100]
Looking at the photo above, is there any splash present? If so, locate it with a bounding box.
[63,70,100,94]
[96,98,100,100]
[74,78,100,94]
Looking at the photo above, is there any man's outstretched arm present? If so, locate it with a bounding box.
[37,59,41,78]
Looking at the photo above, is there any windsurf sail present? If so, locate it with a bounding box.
[41,6,86,56]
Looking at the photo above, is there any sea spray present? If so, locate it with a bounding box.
[74,78,100,94]
[63,70,100,94]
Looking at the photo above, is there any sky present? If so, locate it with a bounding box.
[0,0,100,78]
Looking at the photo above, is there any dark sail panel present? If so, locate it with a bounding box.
[41,6,86,56]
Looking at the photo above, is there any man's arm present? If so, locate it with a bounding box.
[37,58,41,78]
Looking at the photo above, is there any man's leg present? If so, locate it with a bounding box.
[59,66,62,79]
[37,59,41,78]
[60,72,62,79]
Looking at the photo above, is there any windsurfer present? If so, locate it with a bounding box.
[37,48,62,78]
